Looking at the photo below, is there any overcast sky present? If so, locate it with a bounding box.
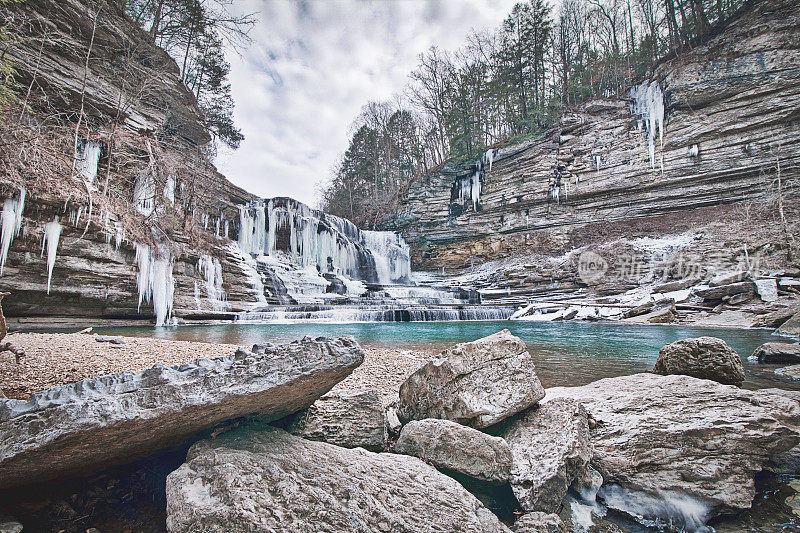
[214,0,519,207]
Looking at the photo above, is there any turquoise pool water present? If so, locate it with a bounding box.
[100,320,798,391]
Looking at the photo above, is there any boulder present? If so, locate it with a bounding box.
[166,424,510,532]
[643,304,676,323]
[502,399,592,513]
[398,330,544,428]
[708,270,750,287]
[286,389,387,452]
[752,302,800,328]
[777,312,800,336]
[0,336,364,489]
[511,512,566,533]
[653,278,700,293]
[762,389,800,474]
[751,342,800,363]
[694,281,756,300]
[777,365,800,380]
[653,336,746,385]
[545,374,800,526]
[754,279,779,302]
[394,418,513,484]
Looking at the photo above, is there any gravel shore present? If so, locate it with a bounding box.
[0,332,433,402]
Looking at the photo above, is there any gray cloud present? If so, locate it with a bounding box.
[215,0,518,207]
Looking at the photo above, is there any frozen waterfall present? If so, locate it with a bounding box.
[629,80,665,169]
[135,242,175,326]
[76,141,102,183]
[362,231,411,285]
[198,254,226,309]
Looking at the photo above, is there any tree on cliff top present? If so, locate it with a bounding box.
[125,0,254,149]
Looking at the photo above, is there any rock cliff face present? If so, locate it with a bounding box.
[0,0,265,325]
[388,0,799,275]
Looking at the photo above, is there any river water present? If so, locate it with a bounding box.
[103,320,799,392]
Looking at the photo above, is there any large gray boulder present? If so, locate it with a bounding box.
[287,389,387,452]
[752,302,800,328]
[0,336,364,488]
[546,374,800,526]
[394,418,513,484]
[694,281,756,300]
[777,312,800,336]
[398,330,545,428]
[166,424,510,532]
[502,399,592,513]
[751,342,800,363]
[653,336,746,385]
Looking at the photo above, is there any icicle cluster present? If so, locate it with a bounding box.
[135,243,175,326]
[362,231,411,285]
[483,148,495,172]
[198,254,226,309]
[457,172,483,212]
[133,173,156,216]
[0,188,25,275]
[41,217,62,294]
[76,141,101,183]
[629,80,665,169]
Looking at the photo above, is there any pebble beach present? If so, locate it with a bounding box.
[0,332,434,402]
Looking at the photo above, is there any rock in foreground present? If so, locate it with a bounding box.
[502,399,592,513]
[511,512,566,533]
[394,418,513,483]
[399,330,544,428]
[166,424,510,532]
[546,374,800,525]
[0,336,364,489]
[653,336,746,385]
[287,389,387,451]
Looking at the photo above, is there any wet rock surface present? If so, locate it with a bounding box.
[398,330,544,428]
[653,336,746,385]
[752,342,800,363]
[286,389,387,451]
[502,399,592,513]
[166,424,511,532]
[511,511,566,533]
[0,336,364,488]
[546,374,800,520]
[394,418,513,483]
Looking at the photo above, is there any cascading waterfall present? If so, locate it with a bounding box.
[41,217,62,294]
[76,141,102,183]
[236,304,515,323]
[0,188,25,275]
[362,231,411,285]
[629,80,665,170]
[135,242,175,326]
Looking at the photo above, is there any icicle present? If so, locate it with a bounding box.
[595,155,601,172]
[41,216,62,294]
[134,242,174,326]
[76,141,101,183]
[688,144,699,157]
[164,175,175,204]
[133,172,155,216]
[484,148,495,172]
[0,188,26,276]
[114,222,124,251]
[629,80,666,169]
[198,255,226,308]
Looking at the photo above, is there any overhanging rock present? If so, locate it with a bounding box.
[0,335,364,489]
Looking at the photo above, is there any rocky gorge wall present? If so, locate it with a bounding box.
[388,0,800,278]
[0,0,272,325]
